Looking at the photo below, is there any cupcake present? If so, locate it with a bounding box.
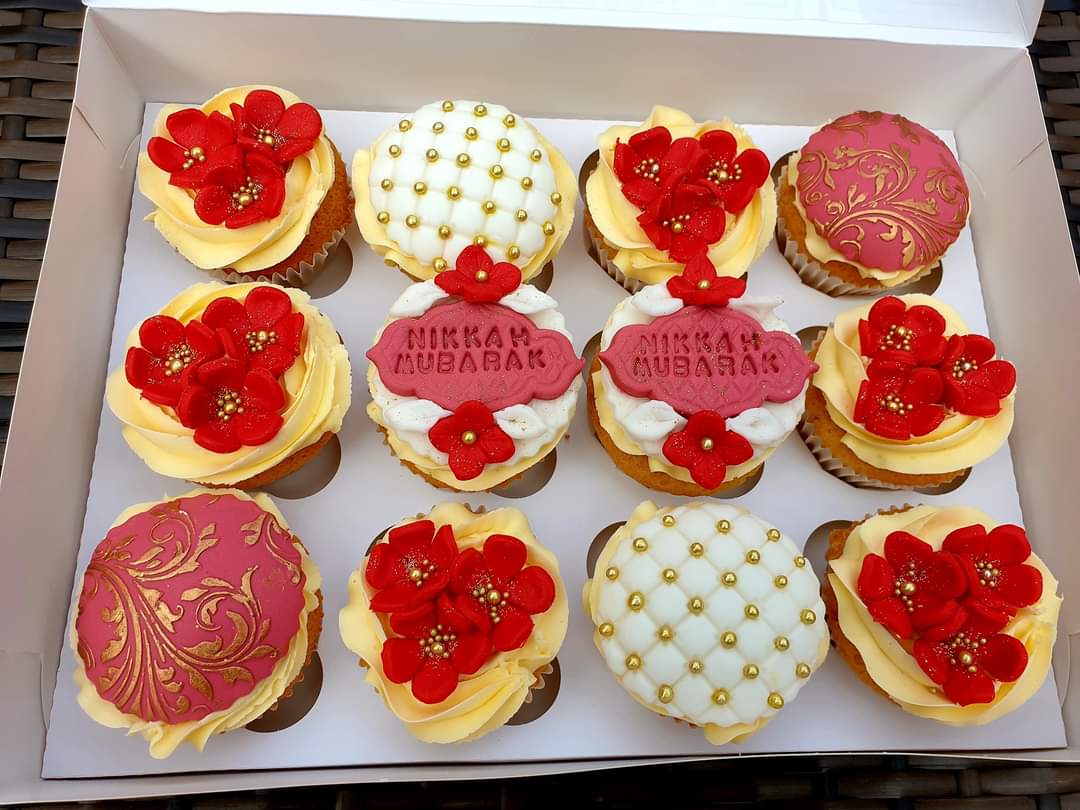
[353,100,576,283]
[70,489,322,758]
[824,504,1060,724]
[801,294,1016,489]
[366,245,583,491]
[589,256,816,495]
[107,282,352,489]
[138,85,352,287]
[585,501,828,744]
[339,503,568,743]
[777,111,970,296]
[583,105,775,292]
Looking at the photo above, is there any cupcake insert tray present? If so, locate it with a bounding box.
[41,104,1066,778]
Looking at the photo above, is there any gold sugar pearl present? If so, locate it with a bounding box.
[376,211,390,224]
[796,663,811,679]
[598,622,614,637]
[632,537,648,552]
[774,575,789,589]
[744,604,760,619]
[465,126,478,140]
[474,103,488,117]
[689,542,704,557]
[794,555,807,568]
[721,571,737,587]
[688,660,704,675]
[438,225,451,239]
[413,181,427,195]
[515,209,528,222]
[474,235,487,247]
[503,113,516,127]
[657,625,673,641]
[712,688,729,706]
[627,592,645,611]
[456,153,471,167]
[530,148,543,161]
[716,519,731,533]
[625,653,641,670]
[721,631,737,648]
[743,664,759,679]
[489,164,504,179]
[662,568,678,583]
[380,178,393,191]
[775,636,790,651]
[388,144,401,157]
[688,596,704,613]
[398,119,411,132]
[746,549,761,564]
[521,177,534,190]
[507,245,521,260]
[657,685,674,704]
[768,692,785,710]
[432,258,448,272]
[447,186,462,200]
[550,191,562,205]
[542,221,556,236]
[605,566,619,581]
[482,200,496,214]
[767,529,781,542]
[662,515,677,527]
[432,121,445,133]
[425,148,439,162]
[405,214,419,229]
[475,270,488,282]
[441,100,455,112]
[801,609,817,625]
[497,137,511,152]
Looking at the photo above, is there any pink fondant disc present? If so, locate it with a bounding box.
[795,111,969,273]
[75,492,307,725]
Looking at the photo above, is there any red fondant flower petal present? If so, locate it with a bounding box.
[884,531,934,572]
[241,367,285,412]
[450,547,486,593]
[509,565,556,614]
[437,591,473,633]
[479,426,515,464]
[451,631,492,675]
[388,602,436,638]
[914,638,950,684]
[193,419,241,454]
[365,543,406,590]
[412,657,459,704]
[628,126,673,160]
[995,564,1043,609]
[942,524,987,556]
[193,184,233,226]
[979,633,1028,682]
[244,89,286,130]
[429,524,459,569]
[245,284,292,330]
[985,524,1030,565]
[492,605,533,652]
[857,553,896,601]
[484,534,527,583]
[138,315,185,357]
[276,101,322,141]
[943,667,996,706]
[868,597,915,639]
[388,519,435,557]
[369,581,419,613]
[147,136,187,173]
[454,593,492,633]
[381,637,424,684]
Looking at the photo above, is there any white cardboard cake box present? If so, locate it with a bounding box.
[2,0,1079,803]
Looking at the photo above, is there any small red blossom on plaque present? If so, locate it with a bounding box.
[689,129,770,214]
[855,530,967,639]
[124,315,222,407]
[365,521,459,612]
[434,246,521,303]
[146,108,241,190]
[853,360,946,440]
[450,533,557,652]
[661,410,753,490]
[665,253,747,306]
[231,88,323,164]
[936,334,1016,417]
[175,357,286,453]
[857,295,948,366]
[637,183,726,264]
[193,152,287,229]
[201,285,305,377]
[428,401,515,481]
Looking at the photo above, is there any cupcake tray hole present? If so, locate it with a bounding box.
[245,651,323,734]
[770,150,795,185]
[796,325,827,353]
[528,260,554,293]
[904,261,944,297]
[577,149,600,200]
[495,447,557,499]
[709,461,765,499]
[506,657,561,726]
[585,521,625,578]
[581,331,603,381]
[914,465,972,496]
[263,434,342,500]
[305,239,353,299]
[803,519,854,573]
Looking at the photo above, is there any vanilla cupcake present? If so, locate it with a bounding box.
[825,505,1060,723]
[584,106,775,292]
[585,501,828,744]
[339,503,568,743]
[70,489,321,758]
[353,100,576,283]
[138,85,351,286]
[107,282,351,489]
[366,245,583,492]
[801,294,1016,489]
[777,111,970,296]
[588,256,815,495]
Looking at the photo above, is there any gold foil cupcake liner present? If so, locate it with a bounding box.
[776,188,933,298]
[208,223,348,289]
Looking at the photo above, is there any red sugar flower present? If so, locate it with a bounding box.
[853,360,946,440]
[124,315,222,407]
[231,88,323,164]
[380,595,492,705]
[689,129,770,214]
[193,151,286,229]
[176,357,285,453]
[365,520,458,612]
[612,126,699,208]
[428,401,515,481]
[666,253,747,306]
[201,285,304,378]
[450,533,556,652]
[433,246,521,303]
[638,183,726,264]
[936,334,1016,417]
[858,296,948,366]
[146,107,241,190]
[856,530,967,639]
[914,612,1029,706]
[662,410,753,490]
[942,523,1043,625]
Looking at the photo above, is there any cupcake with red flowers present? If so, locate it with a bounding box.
[138,85,352,286]
[106,282,351,489]
[588,254,816,495]
[338,502,568,743]
[824,504,1060,724]
[801,294,1016,489]
[777,111,970,296]
[583,106,775,293]
[366,245,584,492]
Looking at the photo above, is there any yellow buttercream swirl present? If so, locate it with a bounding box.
[585,105,776,286]
[106,282,352,485]
[812,294,1014,475]
[339,503,569,744]
[70,489,322,758]
[786,153,926,287]
[137,85,335,273]
[829,505,1060,725]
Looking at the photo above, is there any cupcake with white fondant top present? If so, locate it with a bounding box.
[366,245,583,491]
[353,100,577,283]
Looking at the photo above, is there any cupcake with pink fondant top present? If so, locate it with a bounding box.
[777,111,970,296]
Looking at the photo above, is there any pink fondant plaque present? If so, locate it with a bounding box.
[367,300,584,412]
[599,306,816,417]
[75,493,307,725]
[795,111,970,274]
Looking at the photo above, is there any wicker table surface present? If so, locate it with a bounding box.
[3,2,1079,807]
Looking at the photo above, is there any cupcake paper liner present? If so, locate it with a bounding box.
[584,207,646,294]
[519,661,555,707]
[776,172,933,298]
[797,417,906,491]
[209,222,349,289]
